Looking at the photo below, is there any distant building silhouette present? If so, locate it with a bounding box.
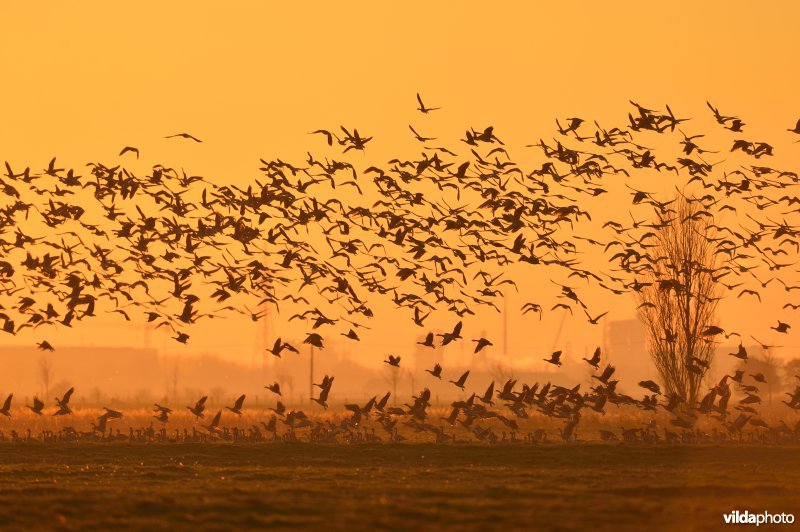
[603,318,653,386]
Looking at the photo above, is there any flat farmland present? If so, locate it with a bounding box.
[0,443,797,531]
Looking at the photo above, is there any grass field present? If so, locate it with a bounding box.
[0,443,798,531]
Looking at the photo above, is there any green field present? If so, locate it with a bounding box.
[0,443,797,531]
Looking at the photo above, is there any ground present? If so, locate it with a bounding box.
[0,443,797,531]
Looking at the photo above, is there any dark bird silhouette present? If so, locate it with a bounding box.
[416,93,440,114]
[268,338,299,358]
[165,132,202,142]
[728,344,748,360]
[583,347,601,369]
[0,393,11,417]
[203,411,222,435]
[36,340,54,351]
[426,363,442,379]
[638,380,661,394]
[543,350,563,367]
[438,321,463,345]
[472,337,493,353]
[226,394,246,415]
[27,397,44,415]
[304,333,324,349]
[312,383,332,409]
[478,382,495,405]
[311,129,338,146]
[584,309,608,325]
[771,320,791,333]
[409,125,436,142]
[593,364,616,385]
[153,404,172,423]
[119,146,140,158]
[417,332,435,348]
[187,396,208,418]
[55,387,74,411]
[449,370,470,390]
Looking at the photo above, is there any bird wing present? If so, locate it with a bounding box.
[318,387,330,402]
[63,387,74,404]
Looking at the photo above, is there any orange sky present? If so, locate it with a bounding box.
[2,2,800,373]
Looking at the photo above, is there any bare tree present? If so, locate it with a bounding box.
[634,194,722,405]
[39,356,55,401]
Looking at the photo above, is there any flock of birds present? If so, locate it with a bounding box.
[2,95,800,443]
[1,351,800,444]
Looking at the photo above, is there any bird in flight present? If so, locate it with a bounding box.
[416,93,440,114]
[311,129,338,146]
[449,370,470,390]
[417,332,435,348]
[772,321,791,333]
[36,340,54,352]
[0,394,12,417]
[584,309,608,325]
[438,321,463,346]
[53,387,74,416]
[543,350,563,367]
[27,397,44,416]
[426,363,442,379]
[472,337,493,353]
[165,132,202,143]
[153,404,171,423]
[119,146,140,158]
[583,347,601,369]
[409,125,436,143]
[187,396,207,418]
[226,394,246,415]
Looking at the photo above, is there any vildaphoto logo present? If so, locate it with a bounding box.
[723,510,795,526]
